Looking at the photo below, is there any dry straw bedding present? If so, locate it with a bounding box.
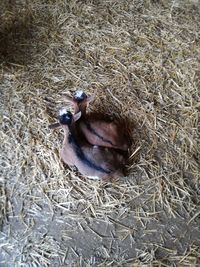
[0,0,200,266]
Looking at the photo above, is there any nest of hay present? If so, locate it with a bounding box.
[1,0,200,266]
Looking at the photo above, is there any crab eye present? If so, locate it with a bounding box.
[73,90,87,102]
[58,109,73,125]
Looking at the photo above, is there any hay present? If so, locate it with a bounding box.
[1,0,200,266]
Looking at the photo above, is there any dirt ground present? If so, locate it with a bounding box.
[0,0,200,266]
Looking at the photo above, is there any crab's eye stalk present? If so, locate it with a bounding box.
[58,109,73,125]
[73,90,87,102]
